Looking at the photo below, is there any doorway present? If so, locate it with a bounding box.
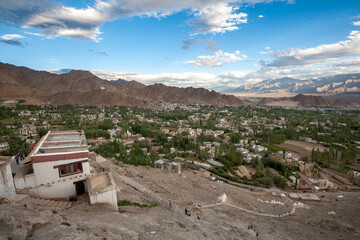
[74,180,86,195]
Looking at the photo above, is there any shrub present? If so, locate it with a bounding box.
[253,170,264,179]
[260,177,274,187]
[274,176,286,188]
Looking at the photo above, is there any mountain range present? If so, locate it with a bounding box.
[1,62,359,108]
[0,63,247,108]
[258,94,360,108]
[228,74,360,95]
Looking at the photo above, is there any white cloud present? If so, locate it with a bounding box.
[190,3,247,35]
[264,46,270,50]
[25,6,106,41]
[258,14,264,18]
[353,21,360,26]
[0,0,285,40]
[0,34,24,40]
[264,31,360,67]
[91,70,221,88]
[186,50,247,67]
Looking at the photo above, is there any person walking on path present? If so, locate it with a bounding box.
[15,153,19,165]
[185,207,191,216]
[169,200,172,209]
[197,213,201,220]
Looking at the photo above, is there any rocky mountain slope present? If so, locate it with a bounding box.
[0,63,246,107]
[258,94,360,108]
[229,74,360,94]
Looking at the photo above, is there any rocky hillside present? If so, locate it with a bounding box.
[0,62,246,107]
[258,94,360,108]
[229,74,360,94]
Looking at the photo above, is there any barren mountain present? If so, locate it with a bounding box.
[0,63,246,107]
[229,74,360,95]
[258,94,360,108]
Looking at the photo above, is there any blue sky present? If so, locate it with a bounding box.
[1,0,360,90]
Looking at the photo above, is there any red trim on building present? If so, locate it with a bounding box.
[31,152,88,163]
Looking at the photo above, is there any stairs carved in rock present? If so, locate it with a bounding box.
[22,197,72,209]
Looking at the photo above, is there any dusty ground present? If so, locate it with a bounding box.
[280,140,328,158]
[1,157,359,240]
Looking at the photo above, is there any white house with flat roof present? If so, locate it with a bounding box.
[14,130,91,199]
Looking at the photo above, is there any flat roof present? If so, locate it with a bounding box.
[32,130,88,156]
[87,172,116,195]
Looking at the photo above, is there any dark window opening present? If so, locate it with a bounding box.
[58,162,83,177]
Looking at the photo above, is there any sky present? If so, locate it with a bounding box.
[1,0,360,91]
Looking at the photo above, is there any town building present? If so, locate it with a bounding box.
[155,159,181,174]
[0,142,9,152]
[14,130,91,199]
[10,130,119,210]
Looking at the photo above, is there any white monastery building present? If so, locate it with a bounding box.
[12,130,117,210]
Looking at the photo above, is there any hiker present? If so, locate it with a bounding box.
[169,200,172,208]
[185,208,191,216]
[15,153,19,165]
[197,213,200,220]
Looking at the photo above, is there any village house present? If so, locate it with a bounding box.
[14,130,91,198]
[154,159,181,174]
[12,130,118,209]
[19,110,32,117]
[0,142,9,151]
[19,124,37,137]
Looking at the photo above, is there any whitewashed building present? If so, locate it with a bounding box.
[14,130,91,199]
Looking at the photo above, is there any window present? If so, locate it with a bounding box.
[57,162,83,177]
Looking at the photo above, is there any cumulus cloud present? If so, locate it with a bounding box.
[263,31,360,68]
[190,3,247,35]
[0,0,282,41]
[258,14,264,18]
[353,21,360,26]
[186,50,247,67]
[181,39,219,51]
[25,6,106,41]
[91,70,222,88]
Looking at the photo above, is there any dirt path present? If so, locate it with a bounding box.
[199,202,309,218]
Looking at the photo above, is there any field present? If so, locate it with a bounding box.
[279,140,328,158]
[263,145,284,153]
